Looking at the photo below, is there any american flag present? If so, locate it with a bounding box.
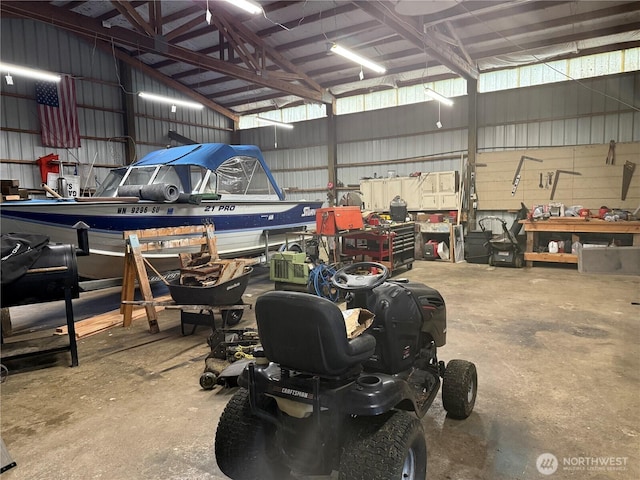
[35,75,80,148]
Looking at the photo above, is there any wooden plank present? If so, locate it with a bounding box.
[524,252,578,263]
[204,224,218,259]
[56,298,171,338]
[230,261,248,280]
[216,260,241,285]
[121,250,137,323]
[128,234,160,334]
[179,264,221,276]
[522,220,640,234]
[123,225,208,239]
[134,237,207,252]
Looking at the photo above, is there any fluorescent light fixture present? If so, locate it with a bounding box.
[256,117,294,129]
[424,87,454,106]
[5,74,13,85]
[0,62,61,82]
[138,92,204,109]
[222,0,263,15]
[330,44,386,74]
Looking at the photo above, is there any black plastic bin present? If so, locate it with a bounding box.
[464,232,491,264]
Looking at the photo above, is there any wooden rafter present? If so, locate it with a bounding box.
[148,0,162,36]
[96,40,238,121]
[444,22,473,66]
[1,1,328,103]
[354,0,479,80]
[111,1,155,37]
[147,2,358,75]
[209,5,327,95]
[97,1,146,22]
[164,15,205,42]
[209,13,261,72]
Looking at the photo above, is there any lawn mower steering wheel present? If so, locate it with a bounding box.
[331,262,389,291]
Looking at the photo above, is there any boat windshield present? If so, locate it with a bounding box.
[94,167,127,196]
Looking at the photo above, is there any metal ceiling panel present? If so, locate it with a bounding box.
[2,0,637,119]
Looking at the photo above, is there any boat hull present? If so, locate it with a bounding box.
[1,199,321,279]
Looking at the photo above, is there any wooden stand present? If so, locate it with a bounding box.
[120,225,218,333]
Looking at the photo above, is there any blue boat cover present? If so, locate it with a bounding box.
[132,143,284,199]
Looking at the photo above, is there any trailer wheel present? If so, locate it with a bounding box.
[222,300,245,327]
[215,388,290,480]
[442,359,477,419]
[222,308,243,327]
[338,411,426,480]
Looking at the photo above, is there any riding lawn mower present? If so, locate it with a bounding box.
[214,262,478,480]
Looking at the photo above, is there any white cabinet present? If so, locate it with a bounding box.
[438,172,457,193]
[360,171,459,212]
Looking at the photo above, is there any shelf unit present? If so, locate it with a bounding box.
[415,222,456,262]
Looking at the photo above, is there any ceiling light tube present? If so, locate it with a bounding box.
[138,92,203,109]
[424,87,454,106]
[256,117,294,129]
[222,0,263,15]
[330,44,386,74]
[0,62,61,82]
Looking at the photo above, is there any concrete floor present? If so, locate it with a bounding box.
[1,261,638,480]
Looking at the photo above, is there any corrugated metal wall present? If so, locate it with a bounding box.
[478,72,640,150]
[0,18,232,190]
[132,70,233,159]
[242,71,639,209]
[240,99,470,202]
[240,118,329,202]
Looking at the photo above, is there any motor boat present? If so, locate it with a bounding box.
[0,144,322,280]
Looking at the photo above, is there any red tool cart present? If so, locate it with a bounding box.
[341,222,415,274]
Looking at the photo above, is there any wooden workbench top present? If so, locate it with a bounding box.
[520,218,640,234]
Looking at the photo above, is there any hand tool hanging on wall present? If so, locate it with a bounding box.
[550,169,582,200]
[546,172,554,189]
[539,173,544,188]
[622,161,636,201]
[511,155,543,196]
[605,140,616,165]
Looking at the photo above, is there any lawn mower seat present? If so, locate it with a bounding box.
[255,291,376,377]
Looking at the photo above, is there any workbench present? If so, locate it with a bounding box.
[521,218,640,266]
